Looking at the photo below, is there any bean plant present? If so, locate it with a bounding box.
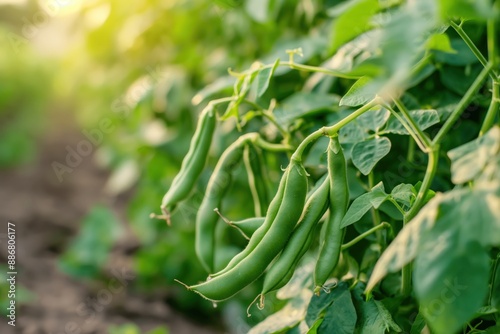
[154,0,500,333]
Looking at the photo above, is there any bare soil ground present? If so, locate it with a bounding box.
[0,120,221,334]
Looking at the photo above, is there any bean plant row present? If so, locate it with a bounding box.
[154,1,500,333]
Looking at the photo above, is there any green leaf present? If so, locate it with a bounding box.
[384,109,440,135]
[274,92,340,127]
[439,64,483,95]
[447,126,500,185]
[248,302,306,334]
[256,59,280,97]
[330,0,380,52]
[306,282,354,328]
[339,77,375,107]
[390,184,415,207]
[307,318,324,334]
[437,0,492,20]
[59,206,122,278]
[366,195,440,292]
[339,107,390,144]
[415,239,490,334]
[409,313,427,334]
[351,137,391,175]
[355,300,402,333]
[367,184,500,294]
[317,285,357,334]
[434,38,480,66]
[341,182,389,228]
[425,33,455,53]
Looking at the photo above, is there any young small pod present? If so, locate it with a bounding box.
[226,217,266,240]
[185,159,308,301]
[160,105,216,223]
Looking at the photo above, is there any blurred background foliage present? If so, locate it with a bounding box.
[0,0,341,331]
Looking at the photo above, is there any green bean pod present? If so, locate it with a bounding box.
[227,217,265,240]
[208,161,289,278]
[259,226,317,308]
[314,136,349,293]
[186,159,308,301]
[161,105,216,222]
[243,143,270,217]
[261,176,330,297]
[195,135,250,273]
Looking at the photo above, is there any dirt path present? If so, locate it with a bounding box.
[0,118,221,334]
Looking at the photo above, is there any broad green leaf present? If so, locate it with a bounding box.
[339,77,375,107]
[437,0,492,20]
[256,59,280,97]
[273,92,340,126]
[248,302,306,334]
[415,239,490,334]
[390,183,415,207]
[447,126,500,185]
[409,313,427,334]
[434,38,479,66]
[367,184,500,293]
[330,0,380,52]
[339,107,390,144]
[341,182,388,228]
[366,196,440,292]
[384,109,440,135]
[305,282,352,327]
[359,108,391,132]
[339,120,370,144]
[354,300,402,333]
[307,318,324,334]
[317,285,357,334]
[425,33,455,53]
[352,137,391,175]
[439,64,483,95]
[59,206,123,278]
[326,30,382,75]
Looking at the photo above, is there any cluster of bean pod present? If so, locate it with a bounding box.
[159,106,350,306]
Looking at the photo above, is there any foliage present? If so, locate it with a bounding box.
[148,0,500,333]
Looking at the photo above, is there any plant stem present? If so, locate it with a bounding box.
[394,98,432,149]
[480,12,499,136]
[450,21,497,79]
[400,145,440,296]
[253,136,293,152]
[384,103,428,152]
[368,172,383,244]
[407,139,415,163]
[480,80,500,136]
[291,100,379,161]
[341,222,391,250]
[432,64,492,145]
